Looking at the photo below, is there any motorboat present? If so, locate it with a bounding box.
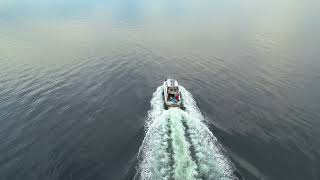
[163,79,185,110]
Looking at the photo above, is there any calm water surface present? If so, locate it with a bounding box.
[0,0,320,179]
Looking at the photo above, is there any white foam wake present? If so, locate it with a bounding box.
[135,86,237,180]
[169,108,198,180]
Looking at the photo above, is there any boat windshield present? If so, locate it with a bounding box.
[168,87,178,94]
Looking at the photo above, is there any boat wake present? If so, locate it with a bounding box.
[135,86,238,180]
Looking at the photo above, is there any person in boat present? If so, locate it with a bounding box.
[169,93,175,101]
[175,94,180,101]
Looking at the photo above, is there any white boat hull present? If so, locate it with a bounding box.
[163,79,185,110]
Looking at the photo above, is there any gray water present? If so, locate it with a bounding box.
[1,0,320,179]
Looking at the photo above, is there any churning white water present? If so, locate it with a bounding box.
[135,86,238,180]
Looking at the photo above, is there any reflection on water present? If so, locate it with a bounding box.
[1,0,319,65]
[0,0,320,180]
